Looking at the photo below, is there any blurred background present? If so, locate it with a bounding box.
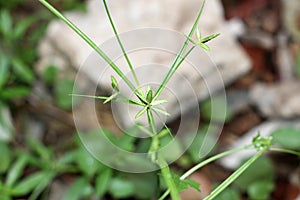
[0,0,299,199]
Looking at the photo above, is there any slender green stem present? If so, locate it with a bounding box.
[159,144,252,200]
[159,155,180,200]
[182,145,252,180]
[39,0,141,98]
[153,45,195,101]
[270,147,300,157]
[147,109,157,135]
[203,147,268,200]
[102,0,141,88]
[153,0,206,100]
[146,109,180,200]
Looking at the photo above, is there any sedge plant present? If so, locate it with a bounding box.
[39,0,300,199]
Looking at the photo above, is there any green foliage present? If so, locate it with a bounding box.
[74,144,104,178]
[235,156,274,191]
[110,75,119,91]
[54,79,75,110]
[12,171,51,196]
[42,65,58,85]
[184,127,216,163]
[200,95,232,123]
[20,0,299,199]
[214,187,239,200]
[271,127,300,150]
[0,0,23,9]
[63,178,93,200]
[95,168,113,198]
[125,173,157,199]
[0,102,14,142]
[0,142,11,174]
[192,28,220,51]
[0,9,39,101]
[108,177,135,198]
[247,180,275,200]
[160,134,183,162]
[172,174,201,192]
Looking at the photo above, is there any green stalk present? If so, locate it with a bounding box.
[102,0,141,88]
[146,109,180,200]
[39,0,140,97]
[159,144,252,200]
[270,147,300,157]
[153,0,206,100]
[159,155,180,200]
[153,45,195,101]
[203,147,268,200]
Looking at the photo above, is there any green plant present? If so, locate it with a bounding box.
[0,141,58,200]
[39,0,300,199]
[0,0,24,10]
[0,9,41,101]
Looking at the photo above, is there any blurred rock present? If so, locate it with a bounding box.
[276,33,295,81]
[282,0,300,42]
[24,115,45,141]
[240,29,275,50]
[48,180,68,200]
[220,119,300,169]
[226,18,246,37]
[37,0,251,127]
[227,89,251,115]
[250,81,300,118]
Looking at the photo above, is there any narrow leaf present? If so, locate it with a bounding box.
[103,92,119,104]
[196,28,201,40]
[199,42,210,51]
[75,148,101,178]
[0,10,12,38]
[6,154,28,187]
[146,89,153,103]
[111,75,119,91]
[28,172,55,200]
[135,107,147,119]
[0,87,31,100]
[12,171,49,196]
[0,142,11,174]
[95,168,113,198]
[11,58,34,84]
[0,54,9,89]
[201,33,220,43]
[14,16,37,39]
[27,138,52,160]
[152,107,170,116]
[127,99,144,106]
[151,99,168,106]
[184,179,201,192]
[70,94,107,100]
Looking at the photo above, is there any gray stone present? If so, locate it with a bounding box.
[250,81,300,118]
[37,0,251,128]
[282,0,300,42]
